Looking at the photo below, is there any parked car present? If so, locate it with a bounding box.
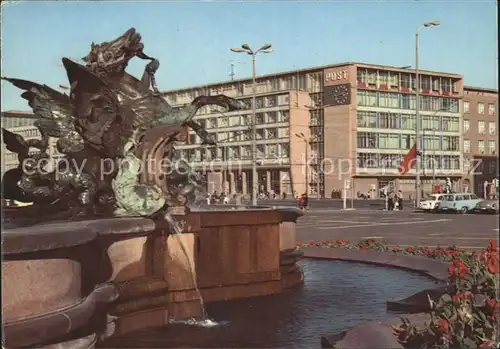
[473,195,499,214]
[418,194,446,212]
[436,193,483,213]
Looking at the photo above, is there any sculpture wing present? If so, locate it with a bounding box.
[1,77,76,137]
[62,58,132,157]
[118,72,174,128]
[1,128,29,155]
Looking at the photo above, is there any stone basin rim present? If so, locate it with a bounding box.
[3,283,118,349]
[3,206,303,255]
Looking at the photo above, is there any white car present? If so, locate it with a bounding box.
[418,194,445,211]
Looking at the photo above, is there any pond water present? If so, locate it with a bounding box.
[101,259,437,348]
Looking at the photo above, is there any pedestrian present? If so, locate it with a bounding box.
[388,191,395,211]
[298,195,305,210]
[409,193,414,208]
[397,190,404,211]
[302,193,309,211]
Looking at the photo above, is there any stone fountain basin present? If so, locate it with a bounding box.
[2,205,304,347]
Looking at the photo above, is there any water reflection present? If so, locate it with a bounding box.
[101,259,437,348]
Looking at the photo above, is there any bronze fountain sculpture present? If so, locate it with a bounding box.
[2,27,247,221]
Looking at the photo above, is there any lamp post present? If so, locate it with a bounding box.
[294,132,309,195]
[230,44,274,206]
[415,20,440,205]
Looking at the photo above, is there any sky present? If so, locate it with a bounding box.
[1,0,497,111]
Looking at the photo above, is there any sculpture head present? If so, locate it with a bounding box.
[82,28,145,74]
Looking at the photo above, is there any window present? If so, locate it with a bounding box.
[478,102,485,114]
[443,136,460,151]
[400,95,411,109]
[403,134,416,149]
[441,116,459,132]
[357,111,377,128]
[379,113,399,129]
[488,140,496,154]
[357,132,377,148]
[432,77,440,91]
[357,91,377,106]
[387,93,399,108]
[489,103,496,115]
[419,96,432,111]
[478,121,485,134]
[489,121,496,135]
[441,98,459,113]
[463,140,471,153]
[378,133,400,149]
[380,154,402,168]
[422,115,440,131]
[378,72,389,85]
[401,114,416,130]
[357,153,378,168]
[267,111,277,123]
[463,101,470,113]
[388,72,399,86]
[478,140,485,153]
[421,75,432,90]
[423,135,440,150]
[400,74,411,88]
[441,78,451,92]
[463,119,470,133]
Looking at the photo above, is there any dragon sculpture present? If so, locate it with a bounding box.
[1,27,247,219]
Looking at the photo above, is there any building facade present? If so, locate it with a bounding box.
[1,111,60,177]
[162,62,465,197]
[462,86,498,197]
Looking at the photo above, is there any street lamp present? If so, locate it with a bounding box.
[294,132,309,195]
[230,43,274,206]
[415,20,440,205]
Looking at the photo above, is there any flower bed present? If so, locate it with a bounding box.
[297,238,471,263]
[297,239,500,348]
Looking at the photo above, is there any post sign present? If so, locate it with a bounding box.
[324,68,349,86]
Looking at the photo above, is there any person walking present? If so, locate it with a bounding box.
[397,190,404,211]
[388,191,395,211]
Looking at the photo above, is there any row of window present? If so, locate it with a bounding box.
[169,73,323,104]
[199,94,291,114]
[357,91,460,112]
[463,140,497,155]
[187,127,291,144]
[357,69,460,92]
[463,101,496,115]
[357,132,460,151]
[178,143,290,161]
[357,111,460,132]
[357,153,461,170]
[196,110,290,130]
[463,120,496,135]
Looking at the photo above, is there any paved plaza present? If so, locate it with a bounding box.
[296,209,499,250]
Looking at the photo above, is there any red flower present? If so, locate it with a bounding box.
[488,240,498,253]
[436,318,450,335]
[487,255,499,274]
[486,298,500,311]
[448,259,469,278]
[479,340,496,348]
[452,292,473,303]
[406,246,414,253]
[360,245,369,250]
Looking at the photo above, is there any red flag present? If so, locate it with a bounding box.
[399,143,417,174]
